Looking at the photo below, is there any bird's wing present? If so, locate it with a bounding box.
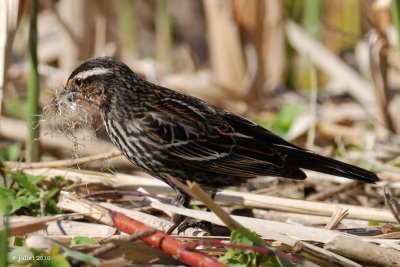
[138,98,306,179]
[139,98,236,161]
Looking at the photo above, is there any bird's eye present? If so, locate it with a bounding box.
[75,78,82,86]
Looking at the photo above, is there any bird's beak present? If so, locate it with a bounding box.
[59,87,78,102]
[55,87,79,111]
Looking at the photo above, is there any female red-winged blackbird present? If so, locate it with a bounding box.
[60,57,379,232]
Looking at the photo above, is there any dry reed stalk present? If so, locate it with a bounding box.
[325,235,400,266]
[203,0,246,93]
[324,207,349,230]
[215,190,396,223]
[285,20,378,117]
[370,0,396,133]
[262,0,285,93]
[384,187,400,223]
[323,0,361,54]
[151,202,397,249]
[43,0,81,48]
[5,151,122,170]
[57,0,119,68]
[58,0,88,70]
[13,167,394,223]
[0,0,23,115]
[118,0,138,59]
[99,202,206,236]
[155,0,172,70]
[259,210,369,228]
[231,0,266,98]
[292,241,361,267]
[305,63,318,149]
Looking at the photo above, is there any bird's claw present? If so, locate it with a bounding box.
[176,220,215,234]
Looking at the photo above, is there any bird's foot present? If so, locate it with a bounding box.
[177,220,214,234]
[176,220,231,236]
[166,213,185,234]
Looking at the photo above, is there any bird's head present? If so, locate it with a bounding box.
[60,57,135,108]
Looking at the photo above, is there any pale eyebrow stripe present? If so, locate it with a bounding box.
[74,67,112,80]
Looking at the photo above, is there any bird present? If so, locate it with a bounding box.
[60,56,379,233]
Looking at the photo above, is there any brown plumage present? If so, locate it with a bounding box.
[60,57,379,232]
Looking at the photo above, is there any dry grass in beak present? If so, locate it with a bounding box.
[41,88,97,156]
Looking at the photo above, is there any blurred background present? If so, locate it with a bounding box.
[2,3,400,265]
[1,0,400,192]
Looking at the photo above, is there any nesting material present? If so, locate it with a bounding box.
[41,89,97,157]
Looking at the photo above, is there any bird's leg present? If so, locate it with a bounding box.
[176,190,228,235]
[166,192,190,234]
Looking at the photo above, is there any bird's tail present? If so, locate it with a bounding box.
[287,149,379,183]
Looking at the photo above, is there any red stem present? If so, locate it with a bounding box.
[110,210,227,267]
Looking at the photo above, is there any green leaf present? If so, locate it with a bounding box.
[220,228,295,267]
[0,216,9,267]
[0,171,63,216]
[0,189,19,215]
[70,236,99,247]
[61,246,100,265]
[3,98,28,120]
[45,199,60,214]
[11,237,25,247]
[12,173,37,194]
[231,228,265,246]
[13,196,35,213]
[0,143,21,162]
[271,104,304,137]
[0,188,37,215]
[11,171,43,195]
[0,189,16,216]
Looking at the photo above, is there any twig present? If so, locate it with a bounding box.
[151,202,330,244]
[39,189,46,217]
[164,174,242,231]
[371,1,396,132]
[186,180,242,230]
[215,189,396,223]
[57,192,227,267]
[325,207,349,230]
[89,230,157,257]
[0,0,21,115]
[5,151,122,170]
[165,178,330,266]
[293,241,361,267]
[370,232,400,239]
[84,189,173,204]
[98,201,206,236]
[0,215,71,236]
[163,174,242,232]
[137,187,173,217]
[384,186,400,223]
[305,61,318,150]
[307,181,359,201]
